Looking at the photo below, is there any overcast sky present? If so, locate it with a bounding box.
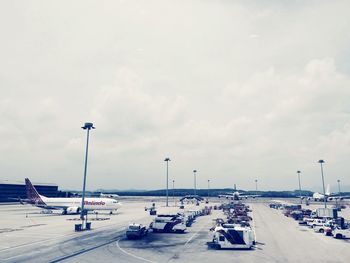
[1,0,350,191]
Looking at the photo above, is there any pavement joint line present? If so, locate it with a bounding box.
[1,227,127,262]
[48,238,120,263]
[116,238,157,263]
[0,221,125,253]
[184,220,211,246]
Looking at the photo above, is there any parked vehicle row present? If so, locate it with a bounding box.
[269,202,350,240]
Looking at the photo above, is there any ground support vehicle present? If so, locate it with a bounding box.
[313,222,333,235]
[333,227,350,239]
[207,224,255,249]
[150,214,187,233]
[307,218,327,228]
[126,224,148,239]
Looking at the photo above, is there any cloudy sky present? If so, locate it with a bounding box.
[1,0,350,191]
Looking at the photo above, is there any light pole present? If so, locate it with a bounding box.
[318,159,327,208]
[207,179,210,202]
[297,171,302,204]
[193,170,197,195]
[335,179,341,208]
[172,179,175,206]
[80,122,95,223]
[337,179,341,195]
[255,179,258,193]
[164,158,171,207]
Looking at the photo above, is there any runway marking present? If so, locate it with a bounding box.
[116,239,156,263]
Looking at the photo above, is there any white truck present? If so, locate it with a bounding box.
[208,224,255,249]
[333,227,350,239]
[150,214,187,233]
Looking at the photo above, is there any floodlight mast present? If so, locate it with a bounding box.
[173,179,175,206]
[318,160,327,208]
[297,171,302,204]
[80,122,95,223]
[207,179,210,201]
[193,170,197,195]
[164,158,171,207]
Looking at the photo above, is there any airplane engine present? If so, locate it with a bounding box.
[66,207,80,214]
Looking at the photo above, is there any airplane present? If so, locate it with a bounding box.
[100,193,119,199]
[309,184,350,202]
[218,184,260,201]
[22,178,121,215]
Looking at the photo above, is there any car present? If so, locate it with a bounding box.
[333,227,350,239]
[126,223,148,239]
[308,218,326,228]
[313,222,333,235]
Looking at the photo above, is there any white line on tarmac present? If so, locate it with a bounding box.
[116,239,156,263]
[250,203,259,249]
[184,221,210,246]
[1,227,126,261]
[3,232,66,238]
[2,252,27,261]
[0,221,122,253]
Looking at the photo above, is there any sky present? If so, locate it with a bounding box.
[1,0,350,191]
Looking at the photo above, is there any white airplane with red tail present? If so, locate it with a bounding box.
[23,178,121,215]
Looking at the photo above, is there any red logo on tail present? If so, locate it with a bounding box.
[25,178,46,205]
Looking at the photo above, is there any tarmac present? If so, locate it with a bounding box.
[0,197,349,263]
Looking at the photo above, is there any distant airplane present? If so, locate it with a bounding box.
[218,184,260,200]
[100,193,119,199]
[310,185,350,202]
[22,178,121,215]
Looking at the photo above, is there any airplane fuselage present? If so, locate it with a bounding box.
[39,196,121,211]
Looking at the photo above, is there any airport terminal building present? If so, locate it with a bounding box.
[0,180,58,202]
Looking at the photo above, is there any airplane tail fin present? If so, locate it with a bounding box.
[326,184,331,196]
[234,184,237,191]
[25,178,46,205]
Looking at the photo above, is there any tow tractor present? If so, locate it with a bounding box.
[126,223,148,239]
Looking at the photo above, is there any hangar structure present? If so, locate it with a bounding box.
[0,180,58,202]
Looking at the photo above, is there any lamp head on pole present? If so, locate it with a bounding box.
[297,170,301,174]
[318,159,325,164]
[82,122,95,130]
[337,179,340,183]
[164,157,171,162]
[193,170,197,173]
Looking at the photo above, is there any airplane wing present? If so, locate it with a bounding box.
[329,195,350,200]
[7,197,32,204]
[218,194,234,198]
[239,194,261,199]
